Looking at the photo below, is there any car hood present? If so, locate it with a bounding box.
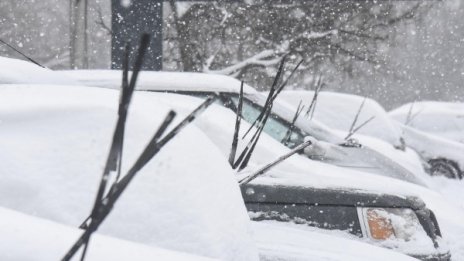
[252,221,419,261]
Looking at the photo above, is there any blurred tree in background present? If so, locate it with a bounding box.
[0,0,462,109]
[164,1,431,94]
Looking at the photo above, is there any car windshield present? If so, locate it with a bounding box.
[241,93,346,144]
[229,96,305,149]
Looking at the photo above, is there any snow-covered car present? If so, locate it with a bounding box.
[0,83,259,261]
[0,56,74,84]
[390,102,464,179]
[390,101,464,144]
[0,82,442,261]
[54,69,464,258]
[59,70,429,186]
[392,123,464,179]
[278,90,464,179]
[251,221,422,261]
[276,90,429,179]
[242,182,449,260]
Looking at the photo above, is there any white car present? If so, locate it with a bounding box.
[391,101,464,144]
[390,102,464,179]
[278,90,464,180]
[276,90,429,180]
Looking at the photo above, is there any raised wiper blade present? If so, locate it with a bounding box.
[345,115,375,140]
[242,56,286,139]
[0,38,45,68]
[64,95,216,261]
[304,75,324,119]
[62,110,176,261]
[68,33,151,261]
[282,100,304,146]
[347,97,367,136]
[239,140,312,185]
[272,59,304,101]
[228,81,244,167]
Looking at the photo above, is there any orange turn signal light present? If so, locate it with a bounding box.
[366,209,395,240]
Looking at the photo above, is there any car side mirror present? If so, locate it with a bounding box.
[303,137,327,158]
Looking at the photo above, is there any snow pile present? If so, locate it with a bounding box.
[0,207,216,261]
[0,56,74,85]
[0,84,258,261]
[57,69,259,94]
[422,176,464,260]
[390,101,464,143]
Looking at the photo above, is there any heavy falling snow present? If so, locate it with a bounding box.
[0,1,463,261]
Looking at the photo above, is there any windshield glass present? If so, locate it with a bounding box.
[229,96,305,149]
[239,93,345,144]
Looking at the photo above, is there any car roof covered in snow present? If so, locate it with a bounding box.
[0,56,76,85]
[391,101,464,116]
[57,70,349,143]
[58,70,259,94]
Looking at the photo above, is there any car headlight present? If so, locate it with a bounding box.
[358,207,428,242]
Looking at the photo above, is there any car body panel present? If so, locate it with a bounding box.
[390,101,464,144]
[242,183,450,260]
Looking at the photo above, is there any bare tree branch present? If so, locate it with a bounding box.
[95,4,111,35]
[203,49,282,76]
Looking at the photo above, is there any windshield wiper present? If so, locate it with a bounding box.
[282,99,304,147]
[304,75,324,119]
[344,97,375,141]
[0,38,45,68]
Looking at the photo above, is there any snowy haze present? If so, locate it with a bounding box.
[1,0,463,108]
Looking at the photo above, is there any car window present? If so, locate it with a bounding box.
[229,96,305,149]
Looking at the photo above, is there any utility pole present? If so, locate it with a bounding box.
[111,0,163,70]
[70,0,89,69]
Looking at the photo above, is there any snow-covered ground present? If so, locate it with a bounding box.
[0,207,217,261]
[427,176,464,260]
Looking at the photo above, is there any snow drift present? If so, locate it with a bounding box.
[0,207,216,261]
